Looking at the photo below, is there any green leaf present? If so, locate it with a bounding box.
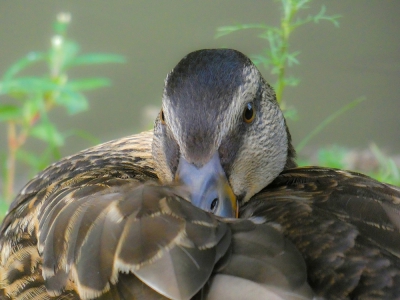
[250,54,271,69]
[55,90,88,114]
[292,15,314,29]
[66,78,110,91]
[287,51,300,66]
[0,105,22,121]
[294,0,311,10]
[2,52,47,81]
[283,107,298,121]
[284,76,300,87]
[257,27,280,40]
[66,54,126,67]
[215,23,269,38]
[313,6,341,27]
[0,77,58,95]
[30,121,64,147]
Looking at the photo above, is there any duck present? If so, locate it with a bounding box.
[1,48,400,300]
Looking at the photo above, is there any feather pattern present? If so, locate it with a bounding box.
[0,132,313,300]
[2,131,400,299]
[242,167,400,299]
[2,48,400,300]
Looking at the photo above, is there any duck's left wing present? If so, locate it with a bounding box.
[1,175,314,300]
[1,176,231,300]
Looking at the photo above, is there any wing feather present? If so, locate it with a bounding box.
[33,180,236,300]
[242,166,400,298]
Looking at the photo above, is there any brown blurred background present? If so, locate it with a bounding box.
[0,1,399,189]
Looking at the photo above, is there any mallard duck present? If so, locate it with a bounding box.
[1,49,400,299]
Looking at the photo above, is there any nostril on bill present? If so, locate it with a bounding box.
[210,198,219,212]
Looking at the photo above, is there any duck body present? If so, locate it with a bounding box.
[1,49,400,299]
[0,132,312,300]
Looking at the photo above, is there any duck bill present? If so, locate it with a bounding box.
[175,152,238,218]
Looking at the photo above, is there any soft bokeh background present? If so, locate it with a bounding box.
[1,1,399,191]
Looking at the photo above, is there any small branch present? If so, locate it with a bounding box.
[4,110,42,203]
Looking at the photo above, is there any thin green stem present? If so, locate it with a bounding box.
[296,97,366,152]
[275,0,297,105]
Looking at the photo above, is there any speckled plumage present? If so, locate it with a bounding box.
[0,133,312,299]
[1,49,400,300]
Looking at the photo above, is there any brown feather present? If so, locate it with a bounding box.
[0,136,312,299]
[242,167,400,299]
[3,49,400,300]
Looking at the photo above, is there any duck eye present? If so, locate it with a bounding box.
[210,198,219,212]
[243,102,255,123]
[160,109,166,124]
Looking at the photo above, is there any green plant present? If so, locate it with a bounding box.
[216,0,340,116]
[216,0,400,185]
[0,12,125,212]
[367,144,400,185]
[214,0,350,146]
[298,144,400,186]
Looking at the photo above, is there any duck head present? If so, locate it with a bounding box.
[152,49,296,217]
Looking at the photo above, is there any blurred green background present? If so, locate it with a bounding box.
[0,0,399,195]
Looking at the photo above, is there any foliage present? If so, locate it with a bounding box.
[298,144,400,186]
[215,0,400,185]
[0,13,125,217]
[368,144,400,185]
[216,0,340,116]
